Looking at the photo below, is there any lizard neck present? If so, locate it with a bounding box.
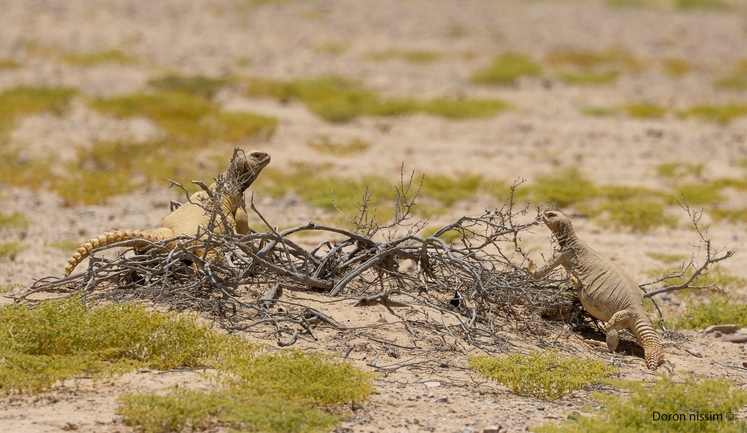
[553,221,580,250]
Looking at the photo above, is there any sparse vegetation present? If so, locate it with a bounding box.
[621,103,667,119]
[244,75,512,122]
[0,242,24,259]
[547,47,644,86]
[366,49,441,63]
[646,251,688,264]
[90,91,277,142]
[307,135,371,156]
[61,49,138,66]
[655,162,704,179]
[714,59,747,90]
[0,297,259,393]
[118,350,373,433]
[0,284,22,294]
[678,104,747,123]
[470,52,543,85]
[533,375,747,433]
[0,59,22,70]
[0,212,29,231]
[147,74,233,99]
[468,349,618,400]
[674,295,747,329]
[522,166,599,208]
[0,86,77,135]
[662,57,694,77]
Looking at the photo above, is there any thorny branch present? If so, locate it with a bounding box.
[20,175,735,356]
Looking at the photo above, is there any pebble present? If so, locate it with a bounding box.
[483,426,502,433]
[704,324,739,334]
[722,334,747,343]
[424,381,441,387]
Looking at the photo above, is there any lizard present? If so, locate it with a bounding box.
[63,149,271,277]
[529,209,664,370]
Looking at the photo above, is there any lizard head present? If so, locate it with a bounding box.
[229,149,271,192]
[542,209,572,234]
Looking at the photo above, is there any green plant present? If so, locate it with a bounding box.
[662,57,693,77]
[533,375,747,433]
[420,173,483,207]
[521,167,598,207]
[0,86,77,134]
[470,52,543,85]
[245,75,511,122]
[590,198,678,232]
[580,106,618,117]
[655,162,704,179]
[645,251,688,264]
[118,350,374,433]
[0,242,24,259]
[419,226,465,243]
[147,75,233,99]
[675,0,732,10]
[0,284,22,294]
[673,296,747,329]
[217,350,374,406]
[307,135,371,156]
[557,71,619,85]
[62,49,138,66]
[315,41,347,55]
[117,389,339,433]
[621,103,667,119]
[366,49,441,63]
[468,349,618,400]
[714,59,747,90]
[0,212,29,231]
[0,59,22,70]
[710,207,747,224]
[0,297,260,393]
[90,92,276,142]
[678,105,747,124]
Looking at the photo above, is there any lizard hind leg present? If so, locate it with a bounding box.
[605,309,635,353]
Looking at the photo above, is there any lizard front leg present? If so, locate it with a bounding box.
[529,250,574,279]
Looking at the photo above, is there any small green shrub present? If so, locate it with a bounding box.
[0,242,25,259]
[0,86,77,134]
[679,105,747,124]
[0,284,22,294]
[468,349,618,400]
[557,71,619,85]
[118,389,339,433]
[0,212,29,231]
[90,92,276,142]
[62,49,138,66]
[655,162,704,179]
[0,297,259,393]
[417,98,513,119]
[714,59,747,90]
[315,42,347,55]
[245,75,511,122]
[470,52,543,85]
[118,350,374,433]
[675,0,732,10]
[419,227,466,243]
[673,182,724,205]
[218,350,375,406]
[420,173,483,207]
[0,59,22,70]
[580,106,618,117]
[710,207,747,224]
[673,296,747,329]
[522,167,598,207]
[533,375,747,433]
[590,198,678,232]
[662,57,694,77]
[621,103,667,119]
[48,239,82,251]
[307,135,371,156]
[366,49,441,63]
[645,251,688,264]
[147,75,233,99]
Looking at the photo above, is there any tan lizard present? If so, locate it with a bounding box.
[63,149,270,277]
[530,209,664,370]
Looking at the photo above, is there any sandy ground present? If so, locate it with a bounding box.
[2,0,747,432]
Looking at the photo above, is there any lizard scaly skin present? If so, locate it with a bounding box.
[531,210,664,370]
[63,149,270,276]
